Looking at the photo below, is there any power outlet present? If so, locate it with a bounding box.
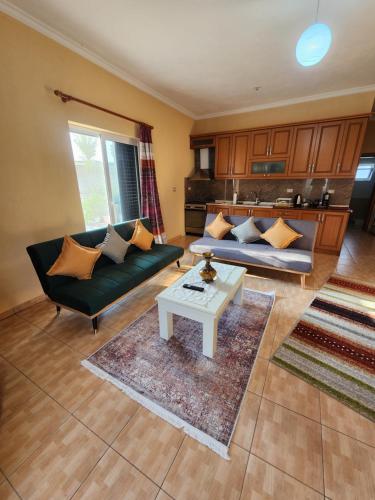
[286,188,293,193]
[172,186,177,192]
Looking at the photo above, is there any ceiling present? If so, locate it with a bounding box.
[2,0,375,118]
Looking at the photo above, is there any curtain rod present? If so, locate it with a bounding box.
[54,90,153,129]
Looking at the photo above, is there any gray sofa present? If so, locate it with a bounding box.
[189,214,318,287]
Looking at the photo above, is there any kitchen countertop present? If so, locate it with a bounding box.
[206,202,352,212]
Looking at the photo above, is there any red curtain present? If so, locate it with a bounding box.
[138,124,166,243]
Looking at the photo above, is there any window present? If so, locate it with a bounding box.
[355,157,375,182]
[69,126,141,230]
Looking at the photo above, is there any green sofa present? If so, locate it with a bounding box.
[27,218,184,333]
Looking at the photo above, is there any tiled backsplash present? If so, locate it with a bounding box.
[185,178,354,205]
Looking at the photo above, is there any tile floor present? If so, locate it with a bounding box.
[0,228,374,499]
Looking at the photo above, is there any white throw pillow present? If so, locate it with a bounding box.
[96,225,130,264]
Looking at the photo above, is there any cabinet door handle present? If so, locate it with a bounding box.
[311,163,315,172]
[269,146,272,156]
[337,162,341,172]
[321,214,325,223]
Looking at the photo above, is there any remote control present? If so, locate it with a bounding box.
[183,284,204,292]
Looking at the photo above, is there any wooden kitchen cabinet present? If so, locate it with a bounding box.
[191,113,368,181]
[215,135,232,177]
[269,127,293,157]
[215,133,249,179]
[336,117,368,177]
[250,129,270,158]
[288,124,317,177]
[249,126,292,159]
[315,212,349,254]
[311,121,344,177]
[232,207,251,216]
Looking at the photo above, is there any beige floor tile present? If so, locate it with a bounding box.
[4,333,79,386]
[0,391,69,475]
[17,299,72,330]
[163,437,248,500]
[232,391,261,451]
[74,382,139,444]
[156,490,173,500]
[322,426,375,500]
[113,408,184,486]
[0,480,19,500]
[320,393,375,447]
[247,357,269,395]
[0,356,40,414]
[257,302,280,360]
[72,448,158,500]
[0,314,42,358]
[44,361,104,413]
[46,313,117,356]
[10,417,108,500]
[252,399,323,492]
[263,363,321,421]
[241,454,323,500]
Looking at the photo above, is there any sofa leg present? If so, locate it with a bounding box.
[56,305,61,316]
[92,316,98,335]
[300,274,306,288]
[176,260,181,269]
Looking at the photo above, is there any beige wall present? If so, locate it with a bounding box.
[192,92,375,134]
[0,13,193,314]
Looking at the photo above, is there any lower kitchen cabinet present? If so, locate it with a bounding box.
[314,212,349,254]
[232,207,251,216]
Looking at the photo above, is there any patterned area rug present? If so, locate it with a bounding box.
[272,275,375,421]
[82,289,274,458]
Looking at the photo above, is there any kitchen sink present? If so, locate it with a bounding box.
[238,201,274,207]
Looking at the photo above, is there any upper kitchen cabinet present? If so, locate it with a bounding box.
[288,124,317,177]
[335,117,368,177]
[215,132,249,179]
[310,120,344,177]
[249,126,292,159]
[248,126,292,178]
[192,113,368,181]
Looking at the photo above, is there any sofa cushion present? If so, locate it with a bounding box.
[260,218,303,249]
[190,237,313,273]
[206,212,234,239]
[96,225,130,264]
[129,219,154,251]
[49,243,184,315]
[47,235,101,280]
[231,217,262,243]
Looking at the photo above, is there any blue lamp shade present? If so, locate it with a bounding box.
[296,23,332,66]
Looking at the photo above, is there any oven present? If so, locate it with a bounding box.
[185,203,207,235]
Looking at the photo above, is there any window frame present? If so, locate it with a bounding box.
[69,124,141,229]
[355,157,375,182]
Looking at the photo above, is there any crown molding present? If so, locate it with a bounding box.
[0,0,197,119]
[196,84,375,120]
[2,0,375,123]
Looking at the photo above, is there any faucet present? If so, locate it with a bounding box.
[249,190,261,204]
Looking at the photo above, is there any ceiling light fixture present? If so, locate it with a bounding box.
[296,0,332,67]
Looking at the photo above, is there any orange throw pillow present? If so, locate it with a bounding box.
[206,212,234,239]
[129,219,154,251]
[260,218,303,249]
[47,235,101,280]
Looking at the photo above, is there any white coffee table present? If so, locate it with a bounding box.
[155,261,247,358]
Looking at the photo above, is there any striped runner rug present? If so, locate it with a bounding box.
[272,274,375,421]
